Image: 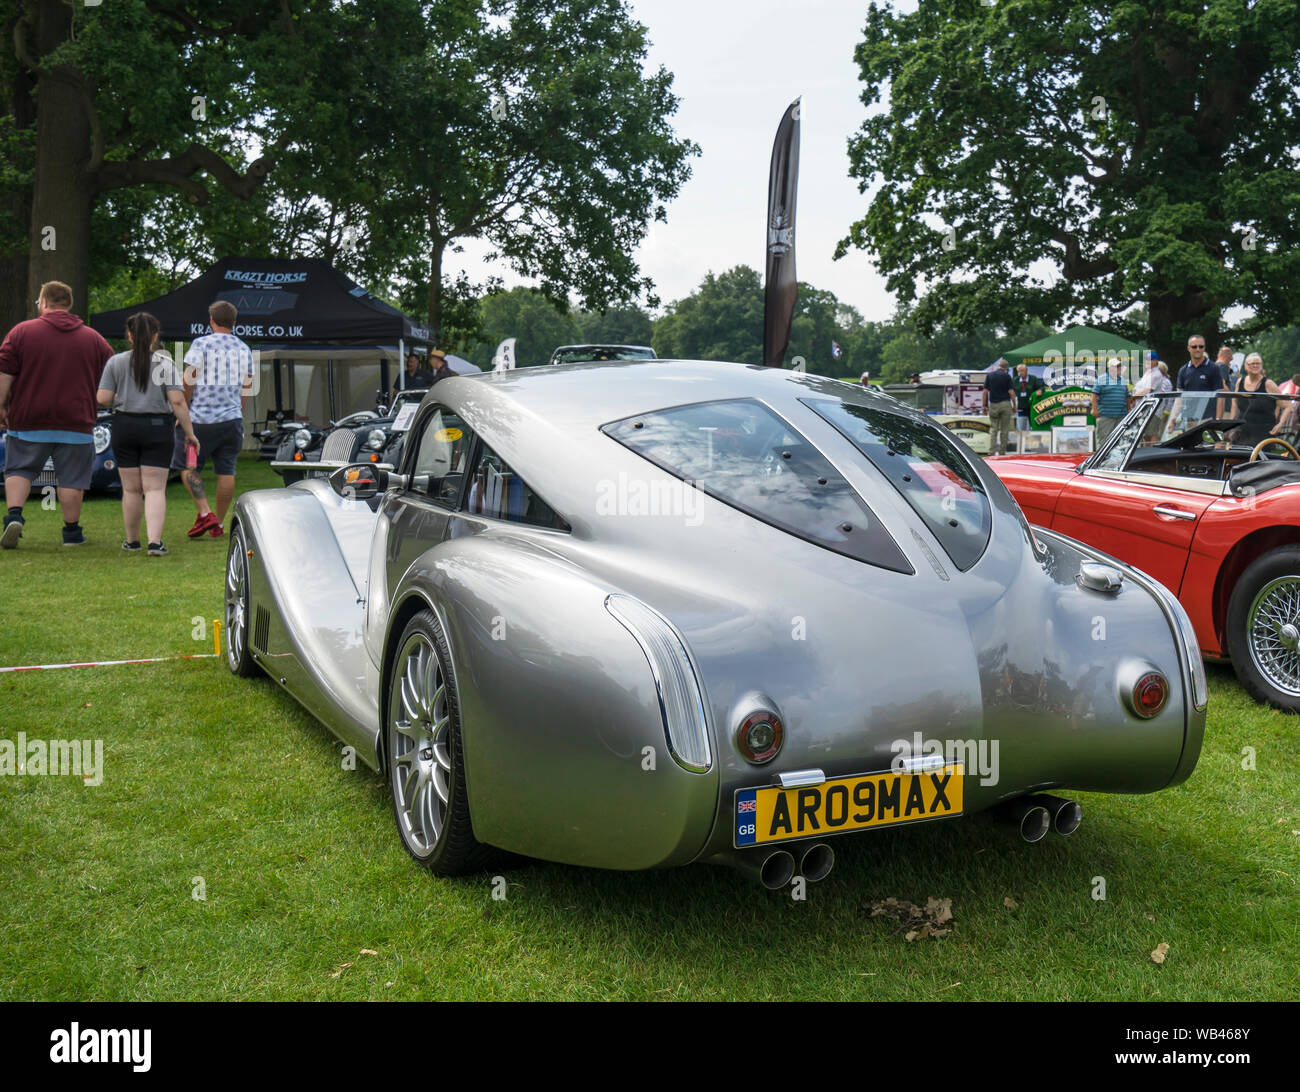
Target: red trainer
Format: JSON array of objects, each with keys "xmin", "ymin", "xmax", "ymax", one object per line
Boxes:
[
  {"xmin": 208, "ymin": 523, "xmax": 225, "ymax": 539},
  {"xmin": 186, "ymin": 512, "xmax": 219, "ymax": 538}
]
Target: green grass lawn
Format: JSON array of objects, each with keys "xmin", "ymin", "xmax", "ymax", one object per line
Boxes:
[{"xmin": 1, "ymin": 457, "xmax": 1297, "ymax": 1000}]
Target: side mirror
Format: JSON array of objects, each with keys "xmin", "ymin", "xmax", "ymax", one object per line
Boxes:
[
  {"xmin": 328, "ymin": 463, "xmax": 408, "ymax": 500},
  {"xmin": 329, "ymin": 463, "xmax": 386, "ymax": 500}
]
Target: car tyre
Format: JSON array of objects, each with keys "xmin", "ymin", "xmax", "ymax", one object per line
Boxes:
[
  {"xmin": 224, "ymin": 524, "xmax": 261, "ymax": 678},
  {"xmin": 386, "ymin": 609, "xmax": 498, "ymax": 874},
  {"xmin": 1226, "ymin": 545, "xmax": 1300, "ymax": 713}
]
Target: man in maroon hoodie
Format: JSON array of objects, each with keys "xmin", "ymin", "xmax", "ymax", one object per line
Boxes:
[{"xmin": 0, "ymin": 281, "xmax": 114, "ymax": 548}]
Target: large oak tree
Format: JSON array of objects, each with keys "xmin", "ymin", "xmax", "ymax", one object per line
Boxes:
[
  {"xmin": 837, "ymin": 0, "xmax": 1300, "ymax": 365},
  {"xmin": 1, "ymin": 0, "xmax": 347, "ymax": 327},
  {"xmin": 341, "ymin": 0, "xmax": 698, "ymax": 341}
]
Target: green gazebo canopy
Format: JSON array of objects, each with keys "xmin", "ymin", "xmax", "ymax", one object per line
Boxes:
[{"xmin": 1003, "ymin": 325, "xmax": 1147, "ymax": 368}]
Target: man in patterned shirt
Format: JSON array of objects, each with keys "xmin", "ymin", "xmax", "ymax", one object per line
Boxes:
[{"xmin": 174, "ymin": 300, "xmax": 255, "ymax": 539}]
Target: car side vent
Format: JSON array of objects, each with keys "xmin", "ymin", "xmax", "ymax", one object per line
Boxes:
[{"xmin": 253, "ymin": 606, "xmax": 270, "ymax": 654}]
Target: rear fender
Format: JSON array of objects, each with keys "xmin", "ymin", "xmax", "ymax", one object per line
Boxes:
[{"xmin": 385, "ymin": 533, "xmax": 720, "ymax": 870}]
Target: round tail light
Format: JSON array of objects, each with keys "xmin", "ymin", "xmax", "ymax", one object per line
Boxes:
[
  {"xmin": 736, "ymin": 710, "xmax": 783, "ymax": 764},
  {"xmin": 1133, "ymin": 672, "xmax": 1168, "ymax": 718}
]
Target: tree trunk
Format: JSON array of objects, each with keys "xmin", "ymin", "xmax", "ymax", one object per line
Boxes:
[
  {"xmin": 426, "ymin": 233, "xmax": 445, "ymax": 344},
  {"xmin": 25, "ymin": 0, "xmax": 93, "ymax": 317},
  {"xmin": 1148, "ymin": 292, "xmax": 1220, "ymax": 378},
  {"xmin": 1, "ymin": 2, "xmax": 38, "ymax": 334}
]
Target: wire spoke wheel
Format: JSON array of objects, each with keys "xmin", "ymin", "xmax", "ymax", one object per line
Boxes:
[
  {"xmin": 1247, "ymin": 576, "xmax": 1300, "ymax": 697},
  {"xmin": 1228, "ymin": 547, "xmax": 1300, "ymax": 714}
]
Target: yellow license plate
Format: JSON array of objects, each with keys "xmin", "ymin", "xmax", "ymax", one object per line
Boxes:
[{"xmin": 733, "ymin": 764, "xmax": 964, "ymax": 847}]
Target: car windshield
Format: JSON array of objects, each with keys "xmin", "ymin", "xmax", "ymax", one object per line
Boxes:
[
  {"xmin": 1092, "ymin": 390, "xmax": 1300, "ymax": 473},
  {"xmin": 602, "ymin": 398, "xmax": 913, "ymax": 573},
  {"xmin": 552, "ymin": 346, "xmax": 656, "ymax": 365},
  {"xmin": 803, "ymin": 398, "xmax": 992, "ymax": 571}
]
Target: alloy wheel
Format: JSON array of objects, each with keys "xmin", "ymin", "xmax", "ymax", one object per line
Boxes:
[{"xmin": 390, "ymin": 634, "xmax": 453, "ymax": 856}]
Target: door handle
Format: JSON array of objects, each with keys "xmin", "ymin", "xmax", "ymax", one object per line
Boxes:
[{"xmin": 1153, "ymin": 505, "xmax": 1196, "ymax": 521}]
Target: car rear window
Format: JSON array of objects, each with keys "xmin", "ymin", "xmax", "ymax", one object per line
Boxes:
[
  {"xmin": 601, "ymin": 398, "xmax": 913, "ymax": 573},
  {"xmin": 802, "ymin": 398, "xmax": 991, "ymax": 571}
]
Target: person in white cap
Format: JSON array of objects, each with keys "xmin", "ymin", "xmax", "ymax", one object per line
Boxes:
[{"xmin": 1091, "ymin": 356, "xmax": 1133, "ymax": 448}]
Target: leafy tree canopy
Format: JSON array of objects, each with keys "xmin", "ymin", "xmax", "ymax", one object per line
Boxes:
[{"xmin": 838, "ymin": 0, "xmax": 1300, "ymax": 365}]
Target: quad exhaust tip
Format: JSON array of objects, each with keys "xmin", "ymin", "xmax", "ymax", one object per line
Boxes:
[
  {"xmin": 761, "ymin": 850, "xmax": 796, "ymax": 890},
  {"xmin": 1035, "ymin": 793, "xmax": 1083, "ymax": 836},
  {"xmin": 996, "ymin": 794, "xmax": 1082, "ymax": 841},
  {"xmin": 799, "ymin": 842, "xmax": 835, "ymax": 883},
  {"xmin": 708, "ymin": 844, "xmax": 836, "ymax": 889}
]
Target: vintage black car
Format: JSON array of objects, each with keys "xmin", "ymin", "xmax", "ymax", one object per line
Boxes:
[{"xmin": 270, "ymin": 389, "xmax": 426, "ymax": 485}]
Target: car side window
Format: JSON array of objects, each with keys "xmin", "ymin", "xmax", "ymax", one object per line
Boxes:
[
  {"xmin": 463, "ymin": 442, "xmax": 569, "ymax": 530},
  {"xmin": 411, "ymin": 406, "xmax": 473, "ymax": 506}
]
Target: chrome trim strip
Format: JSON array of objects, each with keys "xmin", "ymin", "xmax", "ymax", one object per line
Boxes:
[
  {"xmin": 775, "ymin": 767, "xmax": 827, "ymax": 788},
  {"xmin": 895, "ymin": 753, "xmax": 945, "ymax": 774},
  {"xmin": 1083, "ymin": 468, "xmax": 1227, "ymax": 496},
  {"xmin": 270, "ymin": 460, "xmax": 395, "ymax": 472}
]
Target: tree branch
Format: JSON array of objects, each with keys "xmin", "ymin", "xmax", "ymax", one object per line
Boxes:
[{"xmin": 93, "ymin": 143, "xmax": 274, "ymax": 203}]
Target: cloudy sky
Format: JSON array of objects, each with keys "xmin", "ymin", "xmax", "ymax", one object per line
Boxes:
[
  {"xmin": 456, "ymin": 0, "xmax": 904, "ymax": 321},
  {"xmin": 624, "ymin": 0, "xmax": 894, "ymax": 318}
]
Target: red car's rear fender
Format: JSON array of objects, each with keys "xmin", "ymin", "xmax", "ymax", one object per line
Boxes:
[{"xmin": 1201, "ymin": 524, "xmax": 1300, "ymax": 654}]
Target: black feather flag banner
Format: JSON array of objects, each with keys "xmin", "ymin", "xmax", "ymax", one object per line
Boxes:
[{"xmin": 763, "ymin": 98, "xmax": 800, "ymax": 367}]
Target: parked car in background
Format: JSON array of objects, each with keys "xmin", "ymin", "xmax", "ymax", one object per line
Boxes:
[
  {"xmin": 226, "ymin": 360, "xmax": 1204, "ymax": 885},
  {"xmin": 270, "ymin": 389, "xmax": 426, "ymax": 485},
  {"xmin": 549, "ymin": 344, "xmax": 656, "ymax": 366},
  {"xmin": 254, "ymin": 414, "xmax": 314, "ymax": 462},
  {"xmin": 0, "ymin": 409, "xmax": 121, "ymax": 494},
  {"xmin": 990, "ymin": 390, "xmax": 1300, "ymax": 712}
]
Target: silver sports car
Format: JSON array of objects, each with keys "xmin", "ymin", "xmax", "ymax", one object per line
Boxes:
[{"xmin": 225, "ymin": 360, "xmax": 1206, "ymax": 886}]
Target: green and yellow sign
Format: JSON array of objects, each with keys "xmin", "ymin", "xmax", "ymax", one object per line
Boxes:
[{"xmin": 1029, "ymin": 387, "xmax": 1095, "ymax": 430}]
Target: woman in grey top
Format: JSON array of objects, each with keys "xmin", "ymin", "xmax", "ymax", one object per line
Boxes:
[{"xmin": 97, "ymin": 312, "xmax": 199, "ymax": 555}]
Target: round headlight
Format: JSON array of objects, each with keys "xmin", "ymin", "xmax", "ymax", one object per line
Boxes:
[
  {"xmin": 92, "ymin": 424, "xmax": 110, "ymax": 454},
  {"xmin": 361, "ymin": 428, "xmax": 386, "ymax": 451},
  {"xmin": 293, "ymin": 428, "xmax": 312, "ymax": 450}
]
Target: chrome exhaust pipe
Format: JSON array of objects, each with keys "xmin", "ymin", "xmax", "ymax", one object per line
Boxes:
[
  {"xmin": 1033, "ymin": 793, "xmax": 1082, "ymax": 836},
  {"xmin": 798, "ymin": 842, "xmax": 835, "ymax": 882},
  {"xmin": 706, "ymin": 848, "xmax": 796, "ymax": 890},
  {"xmin": 996, "ymin": 798, "xmax": 1050, "ymax": 843}
]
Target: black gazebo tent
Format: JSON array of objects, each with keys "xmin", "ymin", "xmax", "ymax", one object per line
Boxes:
[{"xmin": 89, "ymin": 257, "xmax": 431, "ymax": 424}]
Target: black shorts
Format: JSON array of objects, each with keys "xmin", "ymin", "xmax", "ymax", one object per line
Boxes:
[
  {"xmin": 112, "ymin": 412, "xmax": 175, "ymax": 470},
  {"xmin": 173, "ymin": 418, "xmax": 244, "ymax": 476}
]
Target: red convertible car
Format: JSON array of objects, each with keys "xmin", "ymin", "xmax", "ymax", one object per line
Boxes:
[{"xmin": 990, "ymin": 390, "xmax": 1300, "ymax": 712}]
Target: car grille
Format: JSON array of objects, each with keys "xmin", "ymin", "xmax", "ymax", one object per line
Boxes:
[{"xmin": 321, "ymin": 428, "xmax": 357, "ymax": 463}]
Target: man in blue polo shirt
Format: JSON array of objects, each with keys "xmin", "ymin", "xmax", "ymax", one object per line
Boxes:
[
  {"xmin": 1176, "ymin": 333, "xmax": 1225, "ymax": 422},
  {"xmin": 1092, "ymin": 357, "xmax": 1132, "ymax": 448}
]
